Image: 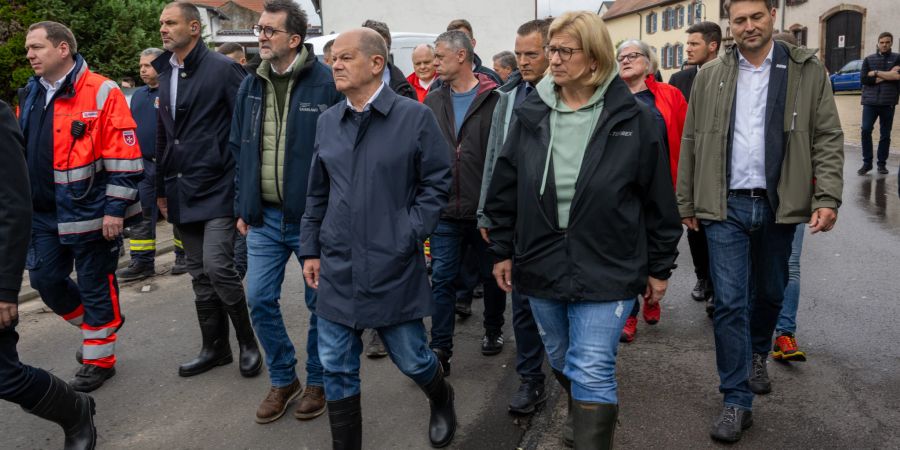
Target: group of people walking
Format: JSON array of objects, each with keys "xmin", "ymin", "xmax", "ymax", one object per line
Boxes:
[{"xmin": 8, "ymin": 0, "xmax": 896, "ymax": 448}]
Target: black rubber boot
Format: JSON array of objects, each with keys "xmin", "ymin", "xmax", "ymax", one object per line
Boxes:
[
  {"xmin": 178, "ymin": 300, "xmax": 233, "ymax": 377},
  {"xmin": 26, "ymin": 373, "xmax": 97, "ymax": 450},
  {"xmin": 552, "ymin": 369, "xmax": 574, "ymax": 448},
  {"xmin": 420, "ymin": 366, "xmax": 457, "ymax": 448},
  {"xmin": 223, "ymin": 299, "xmax": 262, "ymax": 377},
  {"xmin": 572, "ymin": 401, "xmax": 617, "ymax": 450},
  {"xmin": 328, "ymin": 394, "xmax": 362, "ymax": 450}
]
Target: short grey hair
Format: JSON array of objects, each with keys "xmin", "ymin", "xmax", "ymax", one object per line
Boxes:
[
  {"xmin": 435, "ymin": 30, "xmax": 474, "ymax": 64},
  {"xmin": 493, "ymin": 51, "xmax": 517, "ymax": 71},
  {"xmin": 141, "ymin": 47, "xmax": 164, "ymax": 58},
  {"xmin": 617, "ymin": 39, "xmax": 655, "ymax": 76}
]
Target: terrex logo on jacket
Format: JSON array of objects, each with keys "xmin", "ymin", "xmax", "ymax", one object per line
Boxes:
[{"xmin": 19, "ymin": 57, "xmax": 144, "ymax": 243}]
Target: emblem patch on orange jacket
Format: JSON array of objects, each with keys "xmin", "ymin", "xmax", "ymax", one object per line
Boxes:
[{"xmin": 123, "ymin": 130, "xmax": 136, "ymax": 146}]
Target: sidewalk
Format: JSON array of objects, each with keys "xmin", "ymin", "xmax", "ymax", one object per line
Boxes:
[{"xmin": 17, "ymin": 222, "xmax": 179, "ymax": 304}]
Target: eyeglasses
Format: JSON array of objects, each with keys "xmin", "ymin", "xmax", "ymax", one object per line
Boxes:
[
  {"xmin": 616, "ymin": 52, "xmax": 646, "ymax": 63},
  {"xmin": 252, "ymin": 25, "xmax": 288, "ymax": 39},
  {"xmin": 544, "ymin": 46, "xmax": 583, "ymax": 61}
]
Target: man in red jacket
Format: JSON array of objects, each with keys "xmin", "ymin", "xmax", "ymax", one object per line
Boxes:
[{"xmin": 407, "ymin": 43, "xmax": 437, "ymax": 102}]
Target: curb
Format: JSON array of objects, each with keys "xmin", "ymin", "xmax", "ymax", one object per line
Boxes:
[{"xmin": 16, "ymin": 238, "xmax": 177, "ymax": 305}]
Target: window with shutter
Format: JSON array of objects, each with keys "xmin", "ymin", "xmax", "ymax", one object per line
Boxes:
[
  {"xmin": 662, "ymin": 45, "xmax": 669, "ymax": 69},
  {"xmin": 677, "ymin": 44, "xmax": 684, "ymax": 67},
  {"xmin": 688, "ymin": 3, "xmax": 694, "ymax": 25},
  {"xmin": 652, "ymin": 13, "xmax": 658, "ymax": 33},
  {"xmin": 677, "ymin": 6, "xmax": 685, "ymax": 29}
]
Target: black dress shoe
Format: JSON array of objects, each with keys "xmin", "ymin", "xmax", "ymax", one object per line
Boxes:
[
  {"xmin": 877, "ymin": 166, "xmax": 889, "ymax": 175},
  {"xmin": 858, "ymin": 165, "xmax": 873, "ymax": 175},
  {"xmin": 432, "ymin": 348, "xmax": 451, "ymax": 377},
  {"xmin": 364, "ymin": 329, "xmax": 388, "ymax": 358},
  {"xmin": 508, "ymin": 380, "xmax": 547, "ymax": 415},
  {"xmin": 70, "ymin": 365, "xmax": 116, "ymax": 393},
  {"xmin": 481, "ymin": 330, "xmax": 504, "ymax": 356},
  {"xmin": 749, "ymin": 353, "xmax": 772, "ymax": 395},
  {"xmin": 691, "ymin": 279, "xmax": 712, "ymax": 301},
  {"xmin": 454, "ymin": 298, "xmax": 472, "ymax": 318},
  {"xmin": 705, "ymin": 296, "xmax": 715, "ymax": 319},
  {"xmin": 710, "ymin": 406, "xmax": 753, "ymax": 442}
]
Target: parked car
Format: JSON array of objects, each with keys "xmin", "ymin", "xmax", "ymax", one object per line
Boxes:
[
  {"xmin": 830, "ymin": 59, "xmax": 862, "ymax": 92},
  {"xmin": 307, "ymin": 32, "xmax": 438, "ymax": 76}
]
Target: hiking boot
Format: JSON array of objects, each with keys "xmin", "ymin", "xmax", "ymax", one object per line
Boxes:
[
  {"xmin": 508, "ymin": 380, "xmax": 547, "ymax": 415},
  {"xmin": 620, "ymin": 316, "xmax": 637, "ymax": 343},
  {"xmin": 772, "ymin": 333, "xmax": 807, "ymax": 362},
  {"xmin": 857, "ymin": 164, "xmax": 873, "ymax": 175},
  {"xmin": 877, "ymin": 165, "xmax": 889, "ymax": 175},
  {"xmin": 433, "ymin": 348, "xmax": 451, "ymax": 377},
  {"xmin": 294, "ymin": 385, "xmax": 327, "ymax": 420},
  {"xmin": 710, "ymin": 405, "xmax": 753, "ymax": 443},
  {"xmin": 116, "ymin": 260, "xmax": 154, "ymax": 282},
  {"xmin": 749, "ymin": 353, "xmax": 771, "ymax": 395},
  {"xmin": 171, "ymin": 253, "xmax": 187, "ymax": 275},
  {"xmin": 255, "ymin": 379, "xmax": 303, "ymax": 424},
  {"xmin": 70, "ymin": 364, "xmax": 116, "ymax": 393},
  {"xmin": 481, "ymin": 330, "xmax": 504, "ymax": 356},
  {"xmin": 364, "ymin": 329, "xmax": 388, "ymax": 358},
  {"xmin": 691, "ymin": 278, "xmax": 712, "ymax": 301},
  {"xmin": 642, "ymin": 298, "xmax": 660, "ymax": 325}
]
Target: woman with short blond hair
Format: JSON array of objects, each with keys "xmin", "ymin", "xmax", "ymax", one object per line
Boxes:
[{"xmin": 485, "ymin": 11, "xmax": 682, "ymax": 448}]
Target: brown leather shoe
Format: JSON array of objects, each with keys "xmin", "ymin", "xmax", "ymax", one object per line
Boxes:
[
  {"xmin": 294, "ymin": 385, "xmax": 327, "ymax": 420},
  {"xmin": 256, "ymin": 379, "xmax": 303, "ymax": 424}
]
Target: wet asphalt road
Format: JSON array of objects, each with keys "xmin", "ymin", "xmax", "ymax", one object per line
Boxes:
[{"xmin": 3, "ymin": 145, "xmax": 899, "ymax": 449}]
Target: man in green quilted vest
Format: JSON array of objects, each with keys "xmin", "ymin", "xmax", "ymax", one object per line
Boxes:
[{"xmin": 229, "ymin": 0, "xmax": 343, "ymax": 425}]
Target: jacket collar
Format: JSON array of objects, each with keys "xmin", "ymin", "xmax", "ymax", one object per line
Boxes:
[
  {"xmin": 152, "ymin": 40, "xmax": 209, "ymax": 76},
  {"xmin": 255, "ymin": 43, "xmax": 317, "ymax": 84},
  {"xmin": 515, "ymin": 74, "xmax": 639, "ymax": 131},
  {"xmin": 498, "ymin": 71, "xmax": 523, "ymax": 93},
  {"xmin": 339, "ymin": 81, "xmax": 397, "ymax": 117}
]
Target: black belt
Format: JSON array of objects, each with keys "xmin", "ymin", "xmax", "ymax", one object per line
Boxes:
[{"xmin": 729, "ymin": 189, "xmax": 767, "ymax": 198}]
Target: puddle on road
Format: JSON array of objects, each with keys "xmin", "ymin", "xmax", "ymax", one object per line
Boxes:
[{"xmin": 856, "ymin": 174, "xmax": 900, "ymax": 235}]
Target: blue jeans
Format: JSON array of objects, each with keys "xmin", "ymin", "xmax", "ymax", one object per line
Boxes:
[
  {"xmin": 704, "ymin": 194, "xmax": 795, "ymax": 410},
  {"xmin": 528, "ymin": 297, "xmax": 634, "ymax": 404},
  {"xmin": 861, "ymin": 104, "xmax": 895, "ymax": 167},
  {"xmin": 245, "ymin": 207, "xmax": 322, "ymax": 388},
  {"xmin": 317, "ymin": 316, "xmax": 439, "ymax": 401},
  {"xmin": 776, "ymin": 225, "xmax": 804, "ymax": 335},
  {"xmin": 429, "ymin": 219, "xmax": 506, "ymax": 355}
]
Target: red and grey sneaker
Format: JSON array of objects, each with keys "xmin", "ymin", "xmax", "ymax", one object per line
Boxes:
[
  {"xmin": 772, "ymin": 333, "xmax": 807, "ymax": 362},
  {"xmin": 620, "ymin": 316, "xmax": 638, "ymax": 343},
  {"xmin": 643, "ymin": 297, "xmax": 660, "ymax": 325}
]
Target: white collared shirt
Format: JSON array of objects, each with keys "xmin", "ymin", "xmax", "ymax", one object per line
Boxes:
[
  {"xmin": 169, "ymin": 53, "xmax": 184, "ymax": 120},
  {"xmin": 347, "ymin": 81, "xmax": 386, "ymax": 112},
  {"xmin": 730, "ymin": 44, "xmax": 774, "ymax": 190},
  {"xmin": 40, "ymin": 62, "xmax": 76, "ymax": 107},
  {"xmin": 270, "ymin": 53, "xmax": 301, "ymax": 76}
]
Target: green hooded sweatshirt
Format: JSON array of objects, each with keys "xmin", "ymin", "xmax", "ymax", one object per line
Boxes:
[{"xmin": 535, "ymin": 72, "xmax": 616, "ymax": 228}]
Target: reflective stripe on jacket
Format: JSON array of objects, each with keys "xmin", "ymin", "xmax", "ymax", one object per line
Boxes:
[{"xmin": 19, "ymin": 57, "xmax": 144, "ymax": 243}]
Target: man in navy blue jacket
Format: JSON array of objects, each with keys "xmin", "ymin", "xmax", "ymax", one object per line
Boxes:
[
  {"xmin": 300, "ymin": 28, "xmax": 456, "ymax": 449},
  {"xmin": 116, "ymin": 47, "xmax": 187, "ymax": 282},
  {"xmin": 229, "ymin": 0, "xmax": 343, "ymax": 425},
  {"xmin": 153, "ymin": 1, "xmax": 261, "ymax": 379}
]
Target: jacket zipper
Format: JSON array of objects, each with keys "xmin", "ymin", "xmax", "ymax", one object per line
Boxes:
[{"xmin": 455, "ymin": 144, "xmax": 462, "ymax": 216}]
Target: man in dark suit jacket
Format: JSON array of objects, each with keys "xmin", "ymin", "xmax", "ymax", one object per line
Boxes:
[{"xmin": 153, "ymin": 1, "xmax": 261, "ymax": 379}]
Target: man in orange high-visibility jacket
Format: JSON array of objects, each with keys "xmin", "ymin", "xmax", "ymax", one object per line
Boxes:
[{"xmin": 18, "ymin": 21, "xmax": 143, "ymax": 393}]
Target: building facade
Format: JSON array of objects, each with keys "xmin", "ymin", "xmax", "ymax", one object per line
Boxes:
[
  {"xmin": 320, "ymin": 0, "xmax": 535, "ymax": 76},
  {"xmin": 603, "ymin": 0, "xmax": 722, "ymax": 80}
]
